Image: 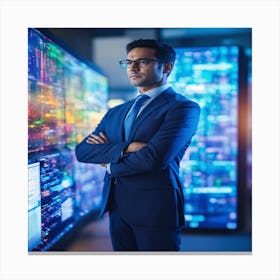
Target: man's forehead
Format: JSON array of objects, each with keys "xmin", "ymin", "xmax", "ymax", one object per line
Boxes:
[{"xmin": 127, "ymin": 47, "xmax": 156, "ymax": 58}]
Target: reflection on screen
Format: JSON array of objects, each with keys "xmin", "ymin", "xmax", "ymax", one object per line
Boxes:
[
  {"xmin": 169, "ymin": 46, "xmax": 239, "ymax": 230},
  {"xmin": 74, "ymin": 162, "xmax": 105, "ymax": 216}
]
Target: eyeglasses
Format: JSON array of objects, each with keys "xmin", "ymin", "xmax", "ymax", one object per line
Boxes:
[{"xmin": 119, "ymin": 58, "xmax": 162, "ymax": 69}]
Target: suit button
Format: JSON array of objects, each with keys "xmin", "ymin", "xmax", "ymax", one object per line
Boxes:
[{"xmin": 113, "ymin": 178, "xmax": 117, "ymax": 185}]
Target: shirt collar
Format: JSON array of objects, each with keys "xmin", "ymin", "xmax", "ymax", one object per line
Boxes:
[{"xmin": 138, "ymin": 83, "xmax": 171, "ymax": 100}]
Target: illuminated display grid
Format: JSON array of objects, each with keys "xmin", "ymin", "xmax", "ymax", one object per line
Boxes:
[
  {"xmin": 28, "ymin": 29, "xmax": 108, "ymax": 152},
  {"xmin": 169, "ymin": 46, "xmax": 239, "ymax": 230},
  {"xmin": 28, "ymin": 28, "xmax": 108, "ymax": 250},
  {"xmin": 28, "ymin": 29, "xmax": 65, "ymax": 153},
  {"xmin": 39, "ymin": 152, "xmax": 75, "ymax": 249}
]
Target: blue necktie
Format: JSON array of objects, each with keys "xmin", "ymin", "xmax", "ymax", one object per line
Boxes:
[{"xmin": 124, "ymin": 94, "xmax": 150, "ymax": 140}]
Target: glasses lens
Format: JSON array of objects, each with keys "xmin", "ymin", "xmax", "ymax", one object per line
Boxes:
[
  {"xmin": 119, "ymin": 58, "xmax": 160, "ymax": 69},
  {"xmin": 119, "ymin": 60, "xmax": 128, "ymax": 68}
]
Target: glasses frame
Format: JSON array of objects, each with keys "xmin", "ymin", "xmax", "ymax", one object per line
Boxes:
[{"xmin": 119, "ymin": 58, "xmax": 163, "ymax": 69}]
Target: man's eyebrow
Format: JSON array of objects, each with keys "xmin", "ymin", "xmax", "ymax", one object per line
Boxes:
[{"xmin": 126, "ymin": 57, "xmax": 152, "ymax": 61}]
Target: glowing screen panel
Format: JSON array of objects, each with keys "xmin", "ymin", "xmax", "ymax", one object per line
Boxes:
[
  {"xmin": 39, "ymin": 151, "xmax": 75, "ymax": 250},
  {"xmin": 28, "ymin": 28, "xmax": 108, "ymax": 251},
  {"xmin": 169, "ymin": 46, "xmax": 239, "ymax": 230},
  {"xmin": 28, "ymin": 30, "xmax": 65, "ymax": 153}
]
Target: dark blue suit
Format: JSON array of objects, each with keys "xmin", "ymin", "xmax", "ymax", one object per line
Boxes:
[{"xmin": 75, "ymin": 87, "xmax": 200, "ymax": 250}]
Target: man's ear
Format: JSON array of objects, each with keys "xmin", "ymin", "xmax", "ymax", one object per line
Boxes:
[{"xmin": 163, "ymin": 62, "xmax": 173, "ymax": 75}]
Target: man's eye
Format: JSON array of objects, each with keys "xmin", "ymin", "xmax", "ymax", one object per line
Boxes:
[{"xmin": 140, "ymin": 59, "xmax": 149, "ymax": 65}]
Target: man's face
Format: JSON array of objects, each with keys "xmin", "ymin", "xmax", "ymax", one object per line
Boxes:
[{"xmin": 126, "ymin": 47, "xmax": 166, "ymax": 92}]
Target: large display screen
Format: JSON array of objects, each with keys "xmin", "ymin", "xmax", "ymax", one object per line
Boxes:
[
  {"xmin": 169, "ymin": 46, "xmax": 240, "ymax": 230},
  {"xmin": 28, "ymin": 28, "xmax": 108, "ymax": 251}
]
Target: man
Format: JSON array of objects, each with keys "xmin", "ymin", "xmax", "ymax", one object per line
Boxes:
[{"xmin": 75, "ymin": 39, "xmax": 200, "ymax": 251}]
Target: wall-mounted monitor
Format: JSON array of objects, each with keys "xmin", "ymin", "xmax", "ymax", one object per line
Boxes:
[{"xmin": 28, "ymin": 28, "xmax": 108, "ymax": 251}]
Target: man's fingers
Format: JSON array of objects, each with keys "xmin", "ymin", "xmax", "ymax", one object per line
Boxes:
[
  {"xmin": 99, "ymin": 132, "xmax": 109, "ymax": 142},
  {"xmin": 86, "ymin": 134, "xmax": 104, "ymax": 144},
  {"xmin": 86, "ymin": 136, "xmax": 99, "ymax": 144},
  {"xmin": 86, "ymin": 133, "xmax": 108, "ymax": 144}
]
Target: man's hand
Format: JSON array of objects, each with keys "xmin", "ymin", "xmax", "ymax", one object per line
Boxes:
[
  {"xmin": 124, "ymin": 142, "xmax": 147, "ymax": 154},
  {"xmin": 86, "ymin": 132, "xmax": 108, "ymax": 144},
  {"xmin": 86, "ymin": 132, "xmax": 109, "ymax": 168}
]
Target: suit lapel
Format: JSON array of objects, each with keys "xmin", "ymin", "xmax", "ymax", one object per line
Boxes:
[{"xmin": 128, "ymin": 89, "xmax": 173, "ymax": 140}]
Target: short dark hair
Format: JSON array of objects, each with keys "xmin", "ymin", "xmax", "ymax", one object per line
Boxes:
[{"xmin": 126, "ymin": 39, "xmax": 176, "ymax": 64}]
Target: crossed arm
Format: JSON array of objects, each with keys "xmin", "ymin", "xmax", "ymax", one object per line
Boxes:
[
  {"xmin": 76, "ymin": 101, "xmax": 200, "ymax": 177},
  {"xmin": 86, "ymin": 132, "xmax": 146, "ymax": 167}
]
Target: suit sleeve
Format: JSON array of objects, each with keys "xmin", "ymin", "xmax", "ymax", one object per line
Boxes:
[
  {"xmin": 110, "ymin": 101, "xmax": 201, "ymax": 177},
  {"xmin": 75, "ymin": 111, "xmax": 129, "ymax": 164}
]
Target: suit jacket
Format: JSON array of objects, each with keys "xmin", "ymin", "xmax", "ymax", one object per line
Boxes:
[{"xmin": 75, "ymin": 87, "xmax": 200, "ymax": 228}]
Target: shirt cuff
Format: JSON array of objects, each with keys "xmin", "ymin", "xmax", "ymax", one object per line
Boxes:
[{"xmin": 106, "ymin": 163, "xmax": 111, "ymax": 174}]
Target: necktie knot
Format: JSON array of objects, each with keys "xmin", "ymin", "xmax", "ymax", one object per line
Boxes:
[{"xmin": 135, "ymin": 94, "xmax": 150, "ymax": 105}]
